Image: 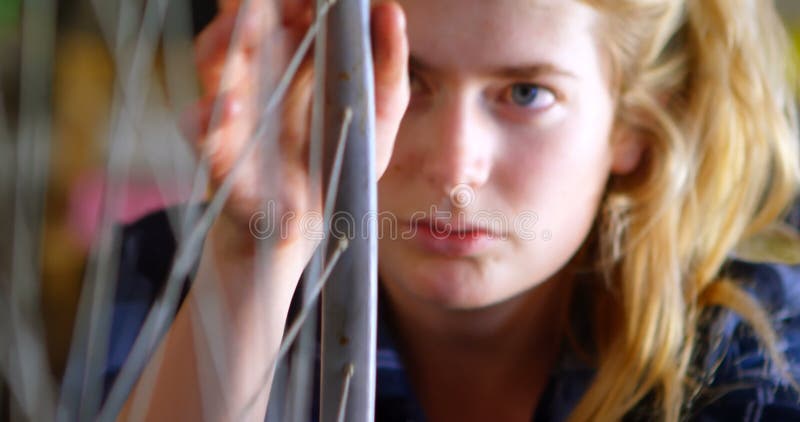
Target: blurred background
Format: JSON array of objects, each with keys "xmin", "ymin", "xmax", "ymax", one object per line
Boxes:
[
  {"xmin": 1, "ymin": 0, "xmax": 220, "ymax": 381},
  {"xmin": 0, "ymin": 0, "xmax": 800, "ymax": 398}
]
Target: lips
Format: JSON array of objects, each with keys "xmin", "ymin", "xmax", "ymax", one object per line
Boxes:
[
  {"xmin": 402, "ymin": 219, "xmax": 502, "ymax": 257},
  {"xmin": 415, "ymin": 220, "xmax": 495, "ymax": 237}
]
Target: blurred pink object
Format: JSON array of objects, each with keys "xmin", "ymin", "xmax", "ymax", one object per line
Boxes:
[{"xmin": 67, "ymin": 170, "xmax": 192, "ymax": 248}]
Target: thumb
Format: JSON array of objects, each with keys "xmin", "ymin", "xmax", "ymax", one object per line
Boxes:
[
  {"xmin": 217, "ymin": 0, "xmax": 240, "ymax": 12},
  {"xmin": 371, "ymin": 1, "xmax": 410, "ymax": 178}
]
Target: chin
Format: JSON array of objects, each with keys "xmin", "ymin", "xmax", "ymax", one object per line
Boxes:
[
  {"xmin": 378, "ymin": 232, "xmax": 580, "ymax": 312},
  {"xmin": 379, "ymin": 251, "xmax": 527, "ymax": 311},
  {"xmin": 415, "ymin": 277, "xmax": 499, "ymax": 310}
]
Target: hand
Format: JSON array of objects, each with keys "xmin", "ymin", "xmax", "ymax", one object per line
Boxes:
[{"xmin": 180, "ymin": 0, "xmax": 410, "ymax": 255}]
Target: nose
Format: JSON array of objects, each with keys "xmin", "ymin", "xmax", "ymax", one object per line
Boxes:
[{"xmin": 420, "ymin": 93, "xmax": 493, "ymax": 199}]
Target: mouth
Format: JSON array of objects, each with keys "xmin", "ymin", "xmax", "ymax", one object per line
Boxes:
[
  {"xmin": 414, "ymin": 219, "xmax": 500, "ymax": 237},
  {"xmin": 400, "ymin": 218, "xmax": 504, "ymax": 257}
]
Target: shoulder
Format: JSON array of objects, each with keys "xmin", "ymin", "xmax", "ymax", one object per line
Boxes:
[
  {"xmin": 112, "ymin": 206, "xmax": 206, "ymax": 311},
  {"xmin": 689, "ymin": 260, "xmax": 800, "ymax": 421},
  {"xmin": 116, "ymin": 208, "xmax": 180, "ymax": 294},
  {"xmin": 104, "ymin": 206, "xmax": 201, "ymax": 392}
]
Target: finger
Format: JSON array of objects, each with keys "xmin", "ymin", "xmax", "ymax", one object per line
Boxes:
[
  {"xmin": 219, "ymin": 0, "xmax": 308, "ymax": 30},
  {"xmin": 217, "ymin": 0, "xmax": 239, "ymax": 12},
  {"xmin": 217, "ymin": 0, "xmax": 279, "ymax": 28},
  {"xmin": 281, "ymin": 0, "xmax": 313, "ymax": 28},
  {"xmin": 195, "ymin": 10, "xmax": 264, "ymax": 69},
  {"xmin": 372, "ymin": 2, "xmax": 409, "ymax": 121},
  {"xmin": 179, "ymin": 93, "xmax": 243, "ymax": 152},
  {"xmin": 199, "ymin": 51, "xmax": 251, "ymax": 96},
  {"xmin": 371, "ymin": 1, "xmax": 410, "ymax": 176},
  {"xmin": 195, "ymin": 13, "xmax": 238, "ymax": 66},
  {"xmin": 200, "ymin": 94, "xmax": 257, "ymax": 188},
  {"xmin": 198, "ymin": 6, "xmax": 279, "ymax": 94},
  {"xmin": 180, "ymin": 96, "xmax": 216, "ymax": 148},
  {"xmin": 278, "ymin": 56, "xmax": 314, "ymax": 160}
]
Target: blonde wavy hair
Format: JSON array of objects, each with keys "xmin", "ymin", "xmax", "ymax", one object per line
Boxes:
[{"xmin": 570, "ymin": 0, "xmax": 800, "ymax": 420}]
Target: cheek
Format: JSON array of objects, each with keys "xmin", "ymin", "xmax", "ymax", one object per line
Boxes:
[
  {"xmin": 498, "ymin": 122, "xmax": 613, "ymax": 205},
  {"xmin": 377, "ymin": 115, "xmax": 423, "ymax": 205},
  {"xmin": 496, "ymin": 110, "xmax": 614, "ymax": 253},
  {"xmin": 382, "ymin": 110, "xmax": 432, "ymax": 173}
]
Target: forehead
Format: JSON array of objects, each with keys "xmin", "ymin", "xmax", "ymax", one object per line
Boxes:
[{"xmin": 396, "ymin": 0, "xmax": 601, "ymax": 74}]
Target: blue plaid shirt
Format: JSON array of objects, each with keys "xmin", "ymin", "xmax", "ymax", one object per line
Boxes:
[{"xmin": 104, "ymin": 209, "xmax": 800, "ymax": 421}]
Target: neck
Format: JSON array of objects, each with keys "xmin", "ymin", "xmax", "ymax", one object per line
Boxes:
[
  {"xmin": 381, "ymin": 270, "xmax": 575, "ymax": 420},
  {"xmin": 385, "ymin": 268, "xmax": 573, "ymax": 360}
]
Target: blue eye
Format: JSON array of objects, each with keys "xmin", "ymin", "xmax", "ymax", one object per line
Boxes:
[
  {"xmin": 507, "ymin": 83, "xmax": 556, "ymax": 110},
  {"xmin": 511, "ymin": 84, "xmax": 538, "ymax": 105}
]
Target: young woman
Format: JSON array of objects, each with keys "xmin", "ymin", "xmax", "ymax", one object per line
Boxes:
[{"xmin": 108, "ymin": 0, "xmax": 800, "ymax": 420}]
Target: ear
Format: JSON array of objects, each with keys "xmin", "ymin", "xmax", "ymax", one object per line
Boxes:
[{"xmin": 610, "ymin": 126, "xmax": 645, "ymax": 175}]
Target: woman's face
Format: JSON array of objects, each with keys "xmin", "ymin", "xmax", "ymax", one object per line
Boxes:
[{"xmin": 378, "ymin": 0, "xmax": 633, "ymax": 309}]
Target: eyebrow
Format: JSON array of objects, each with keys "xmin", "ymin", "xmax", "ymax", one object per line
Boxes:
[{"xmin": 409, "ymin": 54, "xmax": 578, "ymax": 80}]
